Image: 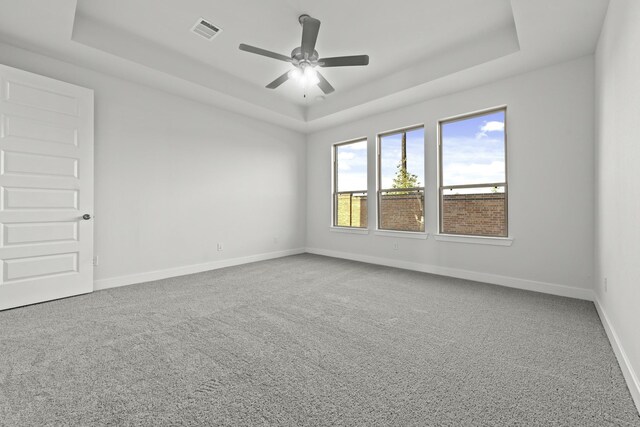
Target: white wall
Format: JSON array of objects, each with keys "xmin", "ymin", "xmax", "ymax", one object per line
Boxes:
[
  {"xmin": 0, "ymin": 43, "xmax": 307, "ymax": 287},
  {"xmin": 595, "ymin": 0, "xmax": 640, "ymax": 409},
  {"xmin": 307, "ymin": 56, "xmax": 595, "ymax": 298}
]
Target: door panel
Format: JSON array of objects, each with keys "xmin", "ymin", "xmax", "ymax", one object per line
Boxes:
[
  {"xmin": 4, "ymin": 79, "xmax": 79, "ymax": 116},
  {"xmin": 3, "ymin": 252, "xmax": 78, "ymax": 282},
  {"xmin": 2, "ymin": 187, "xmax": 79, "ymax": 210},
  {"xmin": 0, "ymin": 64, "xmax": 93, "ymax": 311},
  {"xmin": 2, "ymin": 113, "xmax": 79, "ymax": 146},
  {"xmin": 2, "ymin": 150, "xmax": 79, "ymax": 178},
  {"xmin": 2, "ymin": 221, "xmax": 78, "ymax": 246}
]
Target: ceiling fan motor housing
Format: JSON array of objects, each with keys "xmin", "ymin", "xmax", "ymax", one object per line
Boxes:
[
  {"xmin": 291, "ymin": 47, "xmax": 319, "ymax": 65},
  {"xmin": 298, "ymin": 14, "xmax": 312, "ymax": 25}
]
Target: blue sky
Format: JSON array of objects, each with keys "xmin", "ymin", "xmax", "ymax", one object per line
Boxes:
[
  {"xmin": 336, "ymin": 129, "xmax": 425, "ymax": 192},
  {"xmin": 336, "ymin": 112, "xmax": 504, "ymax": 193},
  {"xmin": 441, "ymin": 110, "xmax": 505, "ymax": 187},
  {"xmin": 380, "ymin": 128, "xmax": 424, "ymax": 189},
  {"xmin": 336, "ymin": 140, "xmax": 368, "ymax": 192}
]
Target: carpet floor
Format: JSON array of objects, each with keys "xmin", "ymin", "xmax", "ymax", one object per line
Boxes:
[{"xmin": 0, "ymin": 254, "xmax": 638, "ymax": 426}]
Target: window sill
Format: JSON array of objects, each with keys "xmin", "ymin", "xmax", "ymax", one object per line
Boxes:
[
  {"xmin": 374, "ymin": 230, "xmax": 429, "ymax": 240},
  {"xmin": 330, "ymin": 226, "xmax": 369, "ymax": 235},
  {"xmin": 433, "ymin": 234, "xmax": 513, "ymax": 246}
]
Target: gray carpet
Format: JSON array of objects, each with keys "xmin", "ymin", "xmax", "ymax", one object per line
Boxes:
[{"xmin": 0, "ymin": 254, "xmax": 638, "ymax": 426}]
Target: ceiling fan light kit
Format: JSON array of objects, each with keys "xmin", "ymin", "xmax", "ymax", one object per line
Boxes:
[
  {"xmin": 288, "ymin": 65, "xmax": 319, "ymax": 87},
  {"xmin": 239, "ymin": 14, "xmax": 369, "ymax": 95}
]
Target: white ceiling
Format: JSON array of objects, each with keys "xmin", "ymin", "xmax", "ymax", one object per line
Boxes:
[{"xmin": 0, "ymin": 0, "xmax": 609, "ymax": 133}]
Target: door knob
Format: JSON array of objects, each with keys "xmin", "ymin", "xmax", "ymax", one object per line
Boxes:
[{"xmin": 82, "ymin": 214, "xmax": 91, "ymax": 220}]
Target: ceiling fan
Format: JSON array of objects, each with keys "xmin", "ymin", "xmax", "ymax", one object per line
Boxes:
[{"xmin": 239, "ymin": 14, "xmax": 369, "ymax": 95}]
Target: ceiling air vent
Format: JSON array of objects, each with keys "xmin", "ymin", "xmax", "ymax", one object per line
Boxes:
[{"xmin": 191, "ymin": 18, "xmax": 221, "ymax": 41}]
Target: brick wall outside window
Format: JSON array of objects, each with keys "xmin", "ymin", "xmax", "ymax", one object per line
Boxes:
[
  {"xmin": 335, "ymin": 193, "xmax": 506, "ymax": 236},
  {"xmin": 336, "ymin": 194, "xmax": 367, "ymax": 228},
  {"xmin": 379, "ymin": 194, "xmax": 424, "ymax": 232},
  {"xmin": 442, "ymin": 193, "xmax": 506, "ymax": 236}
]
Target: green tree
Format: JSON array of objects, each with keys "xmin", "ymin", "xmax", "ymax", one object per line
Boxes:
[
  {"xmin": 391, "ymin": 158, "xmax": 424, "ymax": 228},
  {"xmin": 392, "ymin": 161, "xmax": 420, "ymax": 191}
]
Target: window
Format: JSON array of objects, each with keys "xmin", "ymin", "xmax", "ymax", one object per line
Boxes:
[
  {"xmin": 333, "ymin": 139, "xmax": 368, "ymax": 228},
  {"xmin": 439, "ymin": 108, "xmax": 507, "ymax": 237},
  {"xmin": 378, "ymin": 126, "xmax": 425, "ymax": 232}
]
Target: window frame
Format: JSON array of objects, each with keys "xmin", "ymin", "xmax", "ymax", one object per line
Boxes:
[
  {"xmin": 332, "ymin": 137, "xmax": 369, "ymax": 229},
  {"xmin": 376, "ymin": 124, "xmax": 426, "ymax": 234},
  {"xmin": 437, "ymin": 106, "xmax": 508, "ymax": 237}
]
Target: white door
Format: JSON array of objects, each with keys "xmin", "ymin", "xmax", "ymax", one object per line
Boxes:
[{"xmin": 0, "ymin": 64, "xmax": 94, "ymax": 311}]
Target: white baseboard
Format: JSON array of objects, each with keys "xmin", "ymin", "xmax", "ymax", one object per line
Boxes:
[
  {"xmin": 305, "ymin": 247, "xmax": 594, "ymax": 301},
  {"xmin": 593, "ymin": 297, "xmax": 640, "ymax": 414},
  {"xmin": 93, "ymin": 248, "xmax": 305, "ymax": 291}
]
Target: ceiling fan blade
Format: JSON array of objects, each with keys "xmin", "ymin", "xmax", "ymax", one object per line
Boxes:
[
  {"xmin": 319, "ymin": 55, "xmax": 369, "ymax": 67},
  {"xmin": 266, "ymin": 71, "xmax": 291, "ymax": 89},
  {"xmin": 316, "ymin": 70, "xmax": 335, "ymax": 94},
  {"xmin": 239, "ymin": 43, "xmax": 292, "ymax": 63},
  {"xmin": 300, "ymin": 16, "xmax": 321, "ymax": 57}
]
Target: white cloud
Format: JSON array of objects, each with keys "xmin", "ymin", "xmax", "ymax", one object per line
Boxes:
[
  {"xmin": 348, "ymin": 142, "xmax": 368, "ymax": 150},
  {"xmin": 336, "ymin": 148, "xmax": 367, "ymax": 189},
  {"xmin": 338, "ymin": 152, "xmax": 356, "ymax": 161},
  {"xmin": 481, "ymin": 121, "xmax": 504, "ymax": 132},
  {"xmin": 337, "ymin": 172, "xmax": 367, "ymax": 192},
  {"xmin": 476, "ymin": 121, "xmax": 505, "ymax": 139},
  {"xmin": 443, "ymin": 160, "xmax": 505, "ymax": 186}
]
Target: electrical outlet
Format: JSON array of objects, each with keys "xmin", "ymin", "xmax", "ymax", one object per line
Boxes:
[
  {"xmin": 217, "ymin": 243, "xmax": 224, "ymax": 251},
  {"xmin": 93, "ymin": 256, "xmax": 99, "ymax": 266},
  {"xmin": 393, "ymin": 242, "xmax": 399, "ymax": 250},
  {"xmin": 604, "ymin": 278, "xmax": 608, "ymax": 292}
]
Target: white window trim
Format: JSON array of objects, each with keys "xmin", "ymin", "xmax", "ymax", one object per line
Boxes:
[
  {"xmin": 437, "ymin": 106, "xmax": 509, "ymax": 238},
  {"xmin": 330, "ymin": 226, "xmax": 369, "ymax": 235},
  {"xmin": 434, "ymin": 234, "xmax": 513, "ymax": 246},
  {"xmin": 332, "ymin": 137, "xmax": 369, "ymax": 230},
  {"xmin": 374, "ymin": 230, "xmax": 428, "ymax": 240},
  {"xmin": 377, "ymin": 124, "xmax": 426, "ymax": 235}
]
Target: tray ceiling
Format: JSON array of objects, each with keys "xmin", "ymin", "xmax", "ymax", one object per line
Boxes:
[{"xmin": 0, "ymin": 0, "xmax": 609, "ymax": 132}]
